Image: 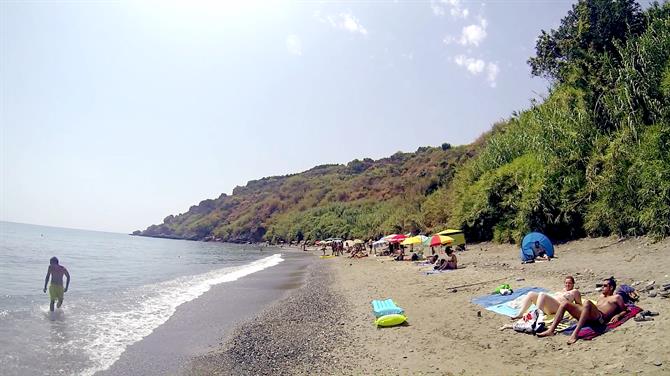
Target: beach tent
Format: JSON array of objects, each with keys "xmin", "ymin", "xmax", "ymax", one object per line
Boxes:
[{"xmin": 520, "ymin": 232, "xmax": 554, "ymax": 261}]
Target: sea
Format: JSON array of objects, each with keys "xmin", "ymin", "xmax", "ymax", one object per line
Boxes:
[{"xmin": 0, "ymin": 221, "xmax": 283, "ymax": 376}]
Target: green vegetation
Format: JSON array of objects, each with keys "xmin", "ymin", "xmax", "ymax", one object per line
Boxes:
[{"xmin": 139, "ymin": 1, "xmax": 670, "ymax": 244}]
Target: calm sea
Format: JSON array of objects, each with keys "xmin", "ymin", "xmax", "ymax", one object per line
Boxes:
[{"xmin": 0, "ymin": 221, "xmax": 282, "ymax": 376}]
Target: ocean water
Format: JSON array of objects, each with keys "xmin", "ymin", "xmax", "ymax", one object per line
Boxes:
[{"xmin": 0, "ymin": 221, "xmax": 283, "ymax": 376}]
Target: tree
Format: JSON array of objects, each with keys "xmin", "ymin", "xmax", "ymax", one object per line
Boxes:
[{"xmin": 528, "ymin": 0, "xmax": 644, "ymax": 83}]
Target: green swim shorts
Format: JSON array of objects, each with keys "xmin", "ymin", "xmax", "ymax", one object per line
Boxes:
[{"xmin": 49, "ymin": 284, "xmax": 64, "ymax": 300}]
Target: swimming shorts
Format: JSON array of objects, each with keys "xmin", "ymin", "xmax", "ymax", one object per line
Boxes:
[
  {"xmin": 49, "ymin": 284, "xmax": 64, "ymax": 300},
  {"xmin": 588, "ymin": 311, "xmax": 608, "ymax": 332}
]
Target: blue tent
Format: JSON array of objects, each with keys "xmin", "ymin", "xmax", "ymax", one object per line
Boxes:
[{"xmin": 520, "ymin": 232, "xmax": 554, "ymax": 261}]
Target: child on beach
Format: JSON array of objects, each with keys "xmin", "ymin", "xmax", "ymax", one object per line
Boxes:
[{"xmin": 43, "ymin": 257, "xmax": 70, "ymax": 312}]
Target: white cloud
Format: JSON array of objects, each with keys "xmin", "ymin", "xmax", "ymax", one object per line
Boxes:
[
  {"xmin": 454, "ymin": 55, "xmax": 485, "ymax": 74},
  {"xmin": 486, "ymin": 62, "xmax": 499, "ymax": 87},
  {"xmin": 286, "ymin": 35, "xmax": 302, "ymax": 56},
  {"xmin": 431, "ymin": 2, "xmax": 446, "ymax": 16},
  {"xmin": 459, "ymin": 18, "xmax": 487, "ymax": 46},
  {"xmin": 431, "ymin": 0, "xmax": 468, "ymax": 18},
  {"xmin": 453, "ymin": 55, "xmax": 499, "ymax": 87},
  {"xmin": 316, "ymin": 11, "xmax": 368, "ymax": 36}
]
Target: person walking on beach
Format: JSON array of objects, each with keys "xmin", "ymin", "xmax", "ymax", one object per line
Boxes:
[{"xmin": 43, "ymin": 257, "xmax": 70, "ymax": 312}]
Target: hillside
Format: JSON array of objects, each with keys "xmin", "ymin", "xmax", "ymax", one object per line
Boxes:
[
  {"xmin": 137, "ymin": 143, "xmax": 479, "ymax": 242},
  {"xmin": 138, "ymin": 0, "xmax": 670, "ymax": 244}
]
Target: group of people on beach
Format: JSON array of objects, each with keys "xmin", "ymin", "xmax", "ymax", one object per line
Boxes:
[{"xmin": 511, "ymin": 275, "xmax": 628, "ymax": 344}]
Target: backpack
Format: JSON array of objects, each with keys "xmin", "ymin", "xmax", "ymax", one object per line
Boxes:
[
  {"xmin": 513, "ymin": 309, "xmax": 546, "ymax": 334},
  {"xmin": 617, "ymin": 284, "xmax": 639, "ymax": 304}
]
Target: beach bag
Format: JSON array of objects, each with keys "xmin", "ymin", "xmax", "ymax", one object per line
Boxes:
[
  {"xmin": 513, "ymin": 309, "xmax": 545, "ymax": 334},
  {"xmin": 617, "ymin": 284, "xmax": 639, "ymax": 304}
]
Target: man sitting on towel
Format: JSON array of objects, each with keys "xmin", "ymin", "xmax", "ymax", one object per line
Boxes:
[{"xmin": 537, "ymin": 277, "xmax": 628, "ymax": 344}]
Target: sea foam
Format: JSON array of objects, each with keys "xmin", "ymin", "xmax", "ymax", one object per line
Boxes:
[{"xmin": 78, "ymin": 253, "xmax": 284, "ymax": 376}]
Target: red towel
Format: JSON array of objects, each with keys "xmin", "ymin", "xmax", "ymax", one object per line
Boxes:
[{"xmin": 566, "ymin": 305, "xmax": 642, "ymax": 340}]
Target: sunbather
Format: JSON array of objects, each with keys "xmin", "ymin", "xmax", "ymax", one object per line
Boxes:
[
  {"xmin": 537, "ymin": 277, "xmax": 628, "ymax": 344},
  {"xmin": 511, "ymin": 276, "xmax": 581, "ymax": 320},
  {"xmin": 434, "ymin": 247, "xmax": 457, "ymax": 270}
]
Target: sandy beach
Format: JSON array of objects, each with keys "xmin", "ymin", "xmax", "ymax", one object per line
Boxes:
[
  {"xmin": 189, "ymin": 237, "xmax": 669, "ymax": 375},
  {"xmin": 326, "ymin": 236, "xmax": 670, "ymax": 375}
]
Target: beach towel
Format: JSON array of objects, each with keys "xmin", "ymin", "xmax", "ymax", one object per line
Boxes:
[
  {"xmin": 562, "ymin": 304, "xmax": 642, "ymax": 340},
  {"xmin": 471, "ymin": 287, "xmax": 547, "ymax": 308},
  {"xmin": 543, "ymin": 313, "xmax": 576, "ymax": 333},
  {"xmin": 372, "ymin": 299, "xmax": 405, "ymax": 318},
  {"xmin": 486, "ymin": 302, "xmax": 538, "ymax": 317}
]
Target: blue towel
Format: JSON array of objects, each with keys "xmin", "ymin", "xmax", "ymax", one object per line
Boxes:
[
  {"xmin": 372, "ymin": 299, "xmax": 405, "ymax": 318},
  {"xmin": 486, "ymin": 303, "xmax": 538, "ymax": 317},
  {"xmin": 470, "ymin": 287, "xmax": 547, "ymax": 307}
]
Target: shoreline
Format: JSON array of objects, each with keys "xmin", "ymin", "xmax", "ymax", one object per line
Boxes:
[
  {"xmin": 103, "ymin": 237, "xmax": 668, "ymax": 375},
  {"xmin": 97, "ymin": 251, "xmax": 315, "ymax": 376},
  {"xmin": 186, "ymin": 250, "xmax": 352, "ymax": 375}
]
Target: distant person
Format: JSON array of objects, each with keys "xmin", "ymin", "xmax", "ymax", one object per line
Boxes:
[
  {"xmin": 511, "ymin": 276, "xmax": 582, "ymax": 320},
  {"xmin": 43, "ymin": 257, "xmax": 70, "ymax": 312},
  {"xmin": 538, "ymin": 277, "xmax": 628, "ymax": 344},
  {"xmin": 533, "ymin": 241, "xmax": 550, "ymax": 261},
  {"xmin": 444, "ymin": 247, "xmax": 457, "ymax": 269}
]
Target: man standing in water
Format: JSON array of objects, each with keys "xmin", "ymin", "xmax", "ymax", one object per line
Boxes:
[{"xmin": 43, "ymin": 257, "xmax": 70, "ymax": 312}]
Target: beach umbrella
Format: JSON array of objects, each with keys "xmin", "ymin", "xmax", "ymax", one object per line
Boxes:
[
  {"xmin": 387, "ymin": 234, "xmax": 408, "ymax": 243},
  {"xmin": 373, "ymin": 239, "xmax": 388, "ymax": 246},
  {"xmin": 426, "ymin": 235, "xmax": 454, "ymax": 247},
  {"xmin": 401, "ymin": 235, "xmax": 424, "ymax": 246},
  {"xmin": 436, "ymin": 229, "xmax": 463, "ymax": 236}
]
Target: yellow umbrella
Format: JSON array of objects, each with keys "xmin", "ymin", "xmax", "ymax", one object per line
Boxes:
[
  {"xmin": 353, "ymin": 239, "xmax": 364, "ymax": 244},
  {"xmin": 436, "ymin": 229, "xmax": 465, "ymax": 247},
  {"xmin": 437, "ymin": 229, "xmax": 463, "ymax": 235},
  {"xmin": 401, "ymin": 235, "xmax": 424, "ymax": 246}
]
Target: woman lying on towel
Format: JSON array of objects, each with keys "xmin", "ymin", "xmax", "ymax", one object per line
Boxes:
[{"xmin": 511, "ymin": 276, "xmax": 582, "ymax": 320}]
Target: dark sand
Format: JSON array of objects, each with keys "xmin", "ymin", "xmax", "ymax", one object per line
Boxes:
[
  {"xmin": 97, "ymin": 250, "xmax": 315, "ymax": 376},
  {"xmin": 186, "ymin": 254, "xmax": 349, "ymax": 375}
]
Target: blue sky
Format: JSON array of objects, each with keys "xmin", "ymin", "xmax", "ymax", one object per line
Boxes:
[{"xmin": 2, "ymin": 1, "xmax": 591, "ymax": 233}]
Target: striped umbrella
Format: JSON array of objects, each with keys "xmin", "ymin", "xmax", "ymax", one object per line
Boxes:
[{"xmin": 425, "ymin": 235, "xmax": 454, "ymax": 247}]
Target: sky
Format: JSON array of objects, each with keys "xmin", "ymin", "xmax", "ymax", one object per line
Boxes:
[{"xmin": 1, "ymin": 0, "xmax": 588, "ymax": 233}]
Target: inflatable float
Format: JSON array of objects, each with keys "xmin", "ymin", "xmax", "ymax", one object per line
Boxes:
[{"xmin": 375, "ymin": 313, "xmax": 407, "ymax": 327}]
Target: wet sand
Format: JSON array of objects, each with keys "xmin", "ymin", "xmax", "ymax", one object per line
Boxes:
[{"xmin": 97, "ymin": 251, "xmax": 314, "ymax": 376}]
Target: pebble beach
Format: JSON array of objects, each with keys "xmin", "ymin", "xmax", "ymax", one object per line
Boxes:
[{"xmin": 186, "ymin": 236, "xmax": 669, "ymax": 375}]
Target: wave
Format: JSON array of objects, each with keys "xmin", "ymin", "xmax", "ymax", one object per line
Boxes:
[{"xmin": 78, "ymin": 253, "xmax": 284, "ymax": 376}]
